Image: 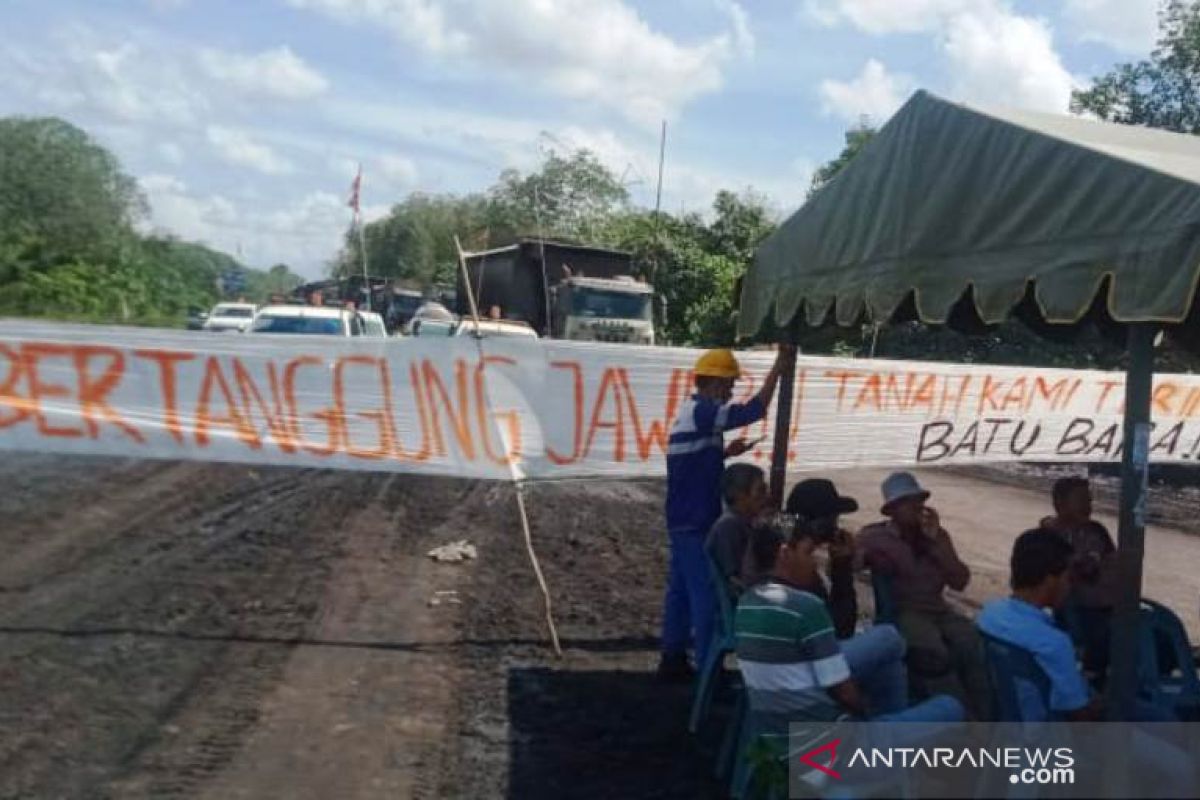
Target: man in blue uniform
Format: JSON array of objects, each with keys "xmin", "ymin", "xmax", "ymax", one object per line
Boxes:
[{"xmin": 658, "ymin": 345, "xmax": 793, "ymax": 681}]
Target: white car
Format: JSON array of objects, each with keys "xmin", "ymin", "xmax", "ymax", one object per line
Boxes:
[
  {"xmin": 454, "ymin": 319, "xmax": 538, "ymax": 339},
  {"xmin": 249, "ymin": 305, "xmax": 376, "ymax": 337},
  {"xmin": 358, "ymin": 311, "xmax": 388, "ymax": 338},
  {"xmin": 405, "ymin": 301, "xmax": 457, "ymax": 336},
  {"xmin": 202, "ymin": 302, "xmax": 257, "ymax": 332}
]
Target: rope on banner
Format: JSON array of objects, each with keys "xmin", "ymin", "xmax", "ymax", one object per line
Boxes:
[{"xmin": 455, "ymin": 236, "xmax": 562, "ymax": 657}]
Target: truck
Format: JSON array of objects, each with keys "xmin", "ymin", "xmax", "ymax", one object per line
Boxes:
[{"xmin": 456, "ymin": 239, "xmax": 655, "ymax": 345}]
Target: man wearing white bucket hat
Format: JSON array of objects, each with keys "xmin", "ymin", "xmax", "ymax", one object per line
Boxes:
[{"xmin": 858, "ymin": 472, "xmax": 990, "ymax": 718}]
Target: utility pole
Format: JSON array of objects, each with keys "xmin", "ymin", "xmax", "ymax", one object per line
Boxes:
[{"xmin": 652, "ymin": 119, "xmax": 667, "ymax": 340}]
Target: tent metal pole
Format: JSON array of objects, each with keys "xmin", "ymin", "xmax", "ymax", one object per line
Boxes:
[
  {"xmin": 769, "ymin": 325, "xmax": 799, "ymax": 509},
  {"xmin": 1107, "ymin": 323, "xmax": 1156, "ymax": 721}
]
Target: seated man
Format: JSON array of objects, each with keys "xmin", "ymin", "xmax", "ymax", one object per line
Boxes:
[
  {"xmin": 706, "ymin": 463, "xmax": 776, "ymax": 599},
  {"xmin": 978, "ymin": 530, "xmax": 1190, "ymax": 794},
  {"xmin": 735, "ymin": 525, "xmax": 964, "ymax": 733},
  {"xmin": 858, "ymin": 472, "xmax": 990, "ymax": 718},
  {"xmin": 784, "ymin": 479, "xmax": 859, "ymax": 639},
  {"xmin": 979, "ymin": 529, "xmax": 1174, "ymax": 723},
  {"xmin": 1040, "ymin": 476, "xmax": 1117, "ymax": 678}
]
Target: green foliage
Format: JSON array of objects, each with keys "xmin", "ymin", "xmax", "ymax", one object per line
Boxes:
[
  {"xmin": 0, "ymin": 117, "xmax": 144, "ymax": 263},
  {"xmin": 706, "ymin": 189, "xmax": 776, "ymax": 264},
  {"xmin": 488, "ymin": 148, "xmax": 629, "ymax": 242},
  {"xmin": 1072, "ymin": 0, "xmax": 1200, "ymax": 134},
  {"xmin": 336, "ymin": 192, "xmax": 491, "ymax": 286},
  {"xmin": 808, "ymin": 121, "xmax": 877, "ymax": 199},
  {"xmin": 603, "ymin": 190, "xmax": 776, "ymax": 346},
  {"xmin": 0, "ymin": 115, "xmax": 296, "ymax": 327},
  {"xmin": 743, "ymin": 736, "xmax": 788, "ymax": 798}
]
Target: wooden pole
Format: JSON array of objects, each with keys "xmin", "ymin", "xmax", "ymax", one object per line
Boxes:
[
  {"xmin": 768, "ymin": 328, "xmax": 799, "ymax": 509},
  {"xmin": 355, "ymin": 165, "xmax": 370, "ymax": 311},
  {"xmin": 455, "ymin": 235, "xmax": 562, "ymax": 656},
  {"xmin": 1107, "ymin": 323, "xmax": 1156, "ymax": 720}
]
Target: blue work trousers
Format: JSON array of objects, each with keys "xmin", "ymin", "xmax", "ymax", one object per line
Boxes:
[{"xmin": 661, "ymin": 529, "xmax": 715, "ymax": 666}]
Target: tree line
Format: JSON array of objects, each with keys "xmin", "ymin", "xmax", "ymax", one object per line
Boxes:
[{"xmin": 0, "ymin": 117, "xmax": 303, "ymax": 326}]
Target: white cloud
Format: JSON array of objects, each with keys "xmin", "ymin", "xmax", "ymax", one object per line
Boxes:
[
  {"xmin": 287, "ymin": 0, "xmax": 751, "ymax": 126},
  {"xmin": 819, "ymin": 59, "xmax": 912, "ymax": 123},
  {"xmin": 377, "ymin": 153, "xmax": 418, "ymax": 186},
  {"xmin": 4, "ymin": 30, "xmax": 209, "ymax": 126},
  {"xmin": 206, "ymin": 126, "xmax": 294, "ymax": 175},
  {"xmin": 805, "ymin": 0, "xmax": 1074, "ymax": 113},
  {"xmin": 943, "ymin": 7, "xmax": 1074, "ymax": 112},
  {"xmin": 140, "ymin": 175, "xmax": 351, "ymax": 277},
  {"xmin": 803, "ymin": 0, "xmax": 974, "ymax": 35},
  {"xmin": 198, "ymin": 46, "xmax": 329, "ymax": 100},
  {"xmin": 139, "ymin": 173, "xmax": 240, "ymax": 244},
  {"xmin": 718, "ymin": 0, "xmax": 756, "ymax": 57},
  {"xmin": 1063, "ymin": 0, "xmax": 1159, "ymax": 55}
]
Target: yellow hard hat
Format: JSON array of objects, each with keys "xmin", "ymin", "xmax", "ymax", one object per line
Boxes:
[{"xmin": 694, "ymin": 348, "xmax": 741, "ymax": 379}]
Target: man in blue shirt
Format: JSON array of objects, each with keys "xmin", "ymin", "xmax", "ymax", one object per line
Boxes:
[
  {"xmin": 979, "ymin": 529, "xmax": 1182, "ymax": 723},
  {"xmin": 658, "ymin": 345, "xmax": 792, "ymax": 681},
  {"xmin": 978, "ymin": 529, "xmax": 1191, "ymax": 793},
  {"xmin": 977, "ymin": 530, "xmax": 1093, "ymax": 721}
]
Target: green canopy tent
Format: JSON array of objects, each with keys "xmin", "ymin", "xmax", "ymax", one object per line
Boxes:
[{"xmin": 741, "ymin": 90, "xmax": 1200, "ymax": 721}]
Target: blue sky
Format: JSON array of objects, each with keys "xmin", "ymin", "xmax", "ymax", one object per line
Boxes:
[{"xmin": 0, "ymin": 0, "xmax": 1162, "ymax": 278}]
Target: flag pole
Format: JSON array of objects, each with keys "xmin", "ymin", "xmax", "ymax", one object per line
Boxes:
[
  {"xmin": 357, "ymin": 212, "xmax": 370, "ymax": 310},
  {"xmin": 350, "ymin": 164, "xmax": 370, "ymax": 311}
]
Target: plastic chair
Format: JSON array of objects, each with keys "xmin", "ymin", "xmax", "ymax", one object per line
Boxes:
[
  {"xmin": 979, "ymin": 630, "xmax": 1055, "ymax": 722},
  {"xmin": 1137, "ymin": 599, "xmax": 1200, "ymax": 719},
  {"xmin": 978, "ymin": 632, "xmax": 1069, "ymax": 799},
  {"xmin": 689, "ymin": 553, "xmax": 738, "ymax": 734}
]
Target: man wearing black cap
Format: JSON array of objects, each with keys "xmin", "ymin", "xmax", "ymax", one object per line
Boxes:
[{"xmin": 784, "ymin": 478, "xmax": 861, "ymax": 638}]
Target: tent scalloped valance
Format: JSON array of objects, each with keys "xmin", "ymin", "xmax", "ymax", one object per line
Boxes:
[{"xmin": 740, "ymin": 91, "xmax": 1200, "ymax": 338}]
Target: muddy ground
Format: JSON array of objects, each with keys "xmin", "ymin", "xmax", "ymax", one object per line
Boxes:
[{"xmin": 1, "ymin": 454, "xmax": 1198, "ymax": 799}]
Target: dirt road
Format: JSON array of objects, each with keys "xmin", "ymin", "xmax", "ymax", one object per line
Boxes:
[{"xmin": 1, "ymin": 455, "xmax": 1197, "ymax": 798}]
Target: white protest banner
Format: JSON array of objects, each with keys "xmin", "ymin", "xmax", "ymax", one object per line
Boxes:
[{"xmin": 2, "ymin": 319, "xmax": 1199, "ymax": 479}]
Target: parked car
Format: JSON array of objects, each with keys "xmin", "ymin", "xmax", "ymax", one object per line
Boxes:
[
  {"xmin": 454, "ymin": 319, "xmax": 538, "ymax": 339},
  {"xmin": 407, "ymin": 301, "xmax": 458, "ymax": 337},
  {"xmin": 202, "ymin": 302, "xmax": 257, "ymax": 332},
  {"xmin": 185, "ymin": 306, "xmax": 209, "ymax": 330},
  {"xmin": 384, "ymin": 289, "xmax": 424, "ymax": 333},
  {"xmin": 358, "ymin": 311, "xmax": 388, "ymax": 338},
  {"xmin": 250, "ymin": 305, "xmax": 367, "ymax": 336}
]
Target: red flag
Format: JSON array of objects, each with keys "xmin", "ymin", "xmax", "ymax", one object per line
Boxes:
[{"xmin": 347, "ymin": 165, "xmax": 362, "ymax": 214}]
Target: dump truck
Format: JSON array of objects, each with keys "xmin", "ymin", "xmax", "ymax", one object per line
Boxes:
[{"xmin": 457, "ymin": 239, "xmax": 655, "ymax": 345}]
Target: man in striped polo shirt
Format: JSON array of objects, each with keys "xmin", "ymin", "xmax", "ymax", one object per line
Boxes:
[
  {"xmin": 735, "ymin": 526, "xmax": 964, "ymax": 735},
  {"xmin": 658, "ymin": 346, "xmax": 791, "ymax": 681}
]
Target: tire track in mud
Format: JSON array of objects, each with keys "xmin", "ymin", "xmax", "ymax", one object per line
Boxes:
[
  {"xmin": 101, "ymin": 470, "xmax": 383, "ymax": 799},
  {"xmin": 186, "ymin": 475, "xmax": 485, "ymax": 800},
  {"xmin": 106, "ymin": 473, "xmax": 380, "ymax": 798},
  {"xmin": 0, "ymin": 462, "xmax": 381, "ymax": 799}
]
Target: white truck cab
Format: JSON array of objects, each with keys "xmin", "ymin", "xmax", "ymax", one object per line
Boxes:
[{"xmin": 556, "ymin": 276, "xmax": 655, "ymax": 345}]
